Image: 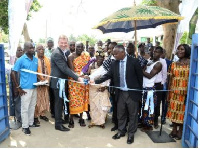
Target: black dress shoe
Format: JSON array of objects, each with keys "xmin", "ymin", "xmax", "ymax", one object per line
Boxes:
[
  {"xmin": 55, "ymin": 125, "xmax": 70, "ymax": 131},
  {"xmin": 112, "ymin": 133, "xmax": 125, "ymax": 140},
  {"xmin": 111, "ymin": 126, "xmax": 118, "ymax": 131},
  {"xmin": 127, "ymin": 136, "xmax": 134, "ymax": 144}
]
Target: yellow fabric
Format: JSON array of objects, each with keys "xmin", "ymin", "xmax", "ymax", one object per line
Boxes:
[
  {"xmin": 68, "ymin": 52, "xmax": 90, "ymax": 114},
  {"xmin": 37, "ymin": 56, "xmax": 51, "ymax": 82}
]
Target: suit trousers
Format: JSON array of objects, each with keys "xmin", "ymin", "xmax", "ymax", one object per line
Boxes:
[
  {"xmin": 111, "ymin": 93, "xmax": 118, "ymax": 126},
  {"xmin": 52, "ymin": 88, "xmax": 64, "ymax": 126},
  {"xmin": 117, "ymin": 90, "xmax": 138, "ymax": 137},
  {"xmin": 49, "ymin": 87, "xmax": 55, "ymax": 116}
]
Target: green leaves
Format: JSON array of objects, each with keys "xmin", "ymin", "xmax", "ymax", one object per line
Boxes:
[
  {"xmin": 0, "ymin": 0, "xmax": 42, "ymax": 34},
  {"xmin": 136, "ymin": 8, "xmax": 156, "ymax": 15},
  {"xmin": 117, "ymin": 7, "xmax": 131, "ymax": 12},
  {"xmin": 114, "ymin": 14, "xmax": 129, "ymax": 19},
  {"xmin": 0, "ymin": 0, "xmax": 8, "ymax": 34},
  {"xmin": 27, "ymin": 0, "xmax": 42, "ymax": 20},
  {"xmin": 141, "ymin": 0, "xmax": 157, "ymax": 6}
]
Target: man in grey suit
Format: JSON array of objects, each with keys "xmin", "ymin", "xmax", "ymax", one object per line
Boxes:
[{"xmin": 50, "ymin": 35, "xmax": 83, "ymax": 131}]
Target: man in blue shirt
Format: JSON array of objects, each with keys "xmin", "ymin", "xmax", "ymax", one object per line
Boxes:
[{"xmin": 12, "ymin": 42, "xmax": 38, "ymax": 136}]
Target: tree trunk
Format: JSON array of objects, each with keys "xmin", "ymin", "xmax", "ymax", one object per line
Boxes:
[
  {"xmin": 162, "ymin": 23, "xmax": 178, "ymax": 59},
  {"xmin": 156, "ymin": 0, "xmax": 181, "ymax": 59},
  {"xmin": 22, "ymin": 22, "xmax": 31, "ymax": 42}
]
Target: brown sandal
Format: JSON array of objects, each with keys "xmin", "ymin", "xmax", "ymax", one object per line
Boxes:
[
  {"xmin": 169, "ymin": 132, "xmax": 177, "ymax": 138},
  {"xmin": 100, "ymin": 124, "xmax": 105, "ymax": 129},
  {"xmin": 88, "ymin": 125, "xmax": 94, "ymax": 128}
]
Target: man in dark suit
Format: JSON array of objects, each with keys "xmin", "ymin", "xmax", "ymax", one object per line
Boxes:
[
  {"xmin": 92, "ymin": 45, "xmax": 143, "ymax": 144},
  {"xmin": 50, "ymin": 35, "xmax": 83, "ymax": 132}
]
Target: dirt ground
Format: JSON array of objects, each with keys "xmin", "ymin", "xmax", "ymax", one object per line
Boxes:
[{"xmin": 0, "ymin": 112, "xmax": 182, "ymax": 148}]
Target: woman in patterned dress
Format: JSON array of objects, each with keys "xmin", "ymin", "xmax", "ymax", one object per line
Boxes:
[
  {"xmin": 87, "ymin": 51, "xmax": 111, "ymax": 129},
  {"xmin": 167, "ymin": 44, "xmax": 191, "ymax": 140}
]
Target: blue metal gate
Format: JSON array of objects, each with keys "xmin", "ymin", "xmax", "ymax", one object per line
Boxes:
[
  {"xmin": 0, "ymin": 44, "xmax": 10, "ymax": 143},
  {"xmin": 182, "ymin": 34, "xmax": 198, "ymax": 148}
]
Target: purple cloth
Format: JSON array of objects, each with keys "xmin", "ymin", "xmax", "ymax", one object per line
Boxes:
[{"xmin": 82, "ymin": 57, "xmax": 96, "ymax": 74}]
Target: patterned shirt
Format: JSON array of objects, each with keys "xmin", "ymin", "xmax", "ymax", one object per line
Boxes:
[
  {"xmin": 102, "ymin": 55, "xmax": 115, "ymax": 71},
  {"xmin": 138, "ymin": 55, "xmax": 148, "ymax": 68}
]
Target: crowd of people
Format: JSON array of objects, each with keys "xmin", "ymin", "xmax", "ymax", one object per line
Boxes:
[{"xmin": 9, "ymin": 35, "xmax": 191, "ymax": 144}]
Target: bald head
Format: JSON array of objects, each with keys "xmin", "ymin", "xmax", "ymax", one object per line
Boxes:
[{"xmin": 24, "ymin": 42, "xmax": 35, "ymax": 56}]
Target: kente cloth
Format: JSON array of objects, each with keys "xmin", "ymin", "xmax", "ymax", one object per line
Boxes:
[
  {"xmin": 35, "ymin": 56, "xmax": 51, "ymax": 117},
  {"xmin": 89, "ymin": 68, "xmax": 111, "ymax": 126},
  {"xmin": 140, "ymin": 87, "xmax": 157, "ymax": 127},
  {"xmin": 167, "ymin": 62, "xmax": 190, "ymax": 124},
  {"xmin": 68, "ymin": 52, "xmax": 90, "ymax": 114}
]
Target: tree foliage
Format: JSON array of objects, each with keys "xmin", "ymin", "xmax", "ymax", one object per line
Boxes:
[
  {"xmin": 0, "ymin": 0, "xmax": 8, "ymax": 34},
  {"xmin": 180, "ymin": 31, "xmax": 191, "ymax": 45},
  {"xmin": 0, "ymin": 0, "xmax": 42, "ymax": 34},
  {"xmin": 69, "ymin": 34, "xmax": 98, "ymax": 46},
  {"xmin": 27, "ymin": 0, "xmax": 42, "ymax": 20}
]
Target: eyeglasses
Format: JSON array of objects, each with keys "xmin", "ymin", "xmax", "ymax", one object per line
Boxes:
[
  {"xmin": 29, "ymin": 47, "xmax": 34, "ymax": 49},
  {"xmin": 70, "ymin": 44, "xmax": 75, "ymax": 46}
]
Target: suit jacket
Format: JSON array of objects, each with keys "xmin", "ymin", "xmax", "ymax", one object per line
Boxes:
[
  {"xmin": 95, "ymin": 55, "xmax": 143, "ymax": 101},
  {"xmin": 50, "ymin": 47, "xmax": 78, "ymax": 89}
]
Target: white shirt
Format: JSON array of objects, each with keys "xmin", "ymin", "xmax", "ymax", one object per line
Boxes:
[
  {"xmin": 155, "ymin": 58, "xmax": 167, "ymax": 84},
  {"xmin": 143, "ymin": 61, "xmax": 159, "ymax": 87},
  {"xmin": 90, "ymin": 55, "xmax": 115, "ymax": 80}
]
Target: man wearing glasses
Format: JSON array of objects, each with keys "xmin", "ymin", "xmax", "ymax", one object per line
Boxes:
[{"xmin": 12, "ymin": 42, "xmax": 39, "ymax": 136}]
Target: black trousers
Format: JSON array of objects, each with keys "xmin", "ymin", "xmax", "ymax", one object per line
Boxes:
[
  {"xmin": 117, "ymin": 91, "xmax": 138, "ymax": 137},
  {"xmin": 111, "ymin": 93, "xmax": 118, "ymax": 127},
  {"xmin": 154, "ymin": 83, "xmax": 164, "ymax": 122},
  {"xmin": 49, "ymin": 87, "xmax": 55, "ymax": 116},
  {"xmin": 52, "ymin": 88, "xmax": 64, "ymax": 126}
]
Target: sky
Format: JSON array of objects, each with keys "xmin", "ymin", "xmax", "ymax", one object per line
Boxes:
[
  {"xmin": 27, "ymin": 0, "xmax": 143, "ymax": 43},
  {"xmin": 24, "ymin": 0, "xmax": 198, "ymax": 45}
]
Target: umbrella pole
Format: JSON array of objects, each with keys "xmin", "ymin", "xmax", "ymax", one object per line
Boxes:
[{"xmin": 134, "ymin": 20, "xmax": 138, "ymax": 57}]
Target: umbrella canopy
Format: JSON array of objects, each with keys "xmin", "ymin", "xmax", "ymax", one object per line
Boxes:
[{"xmin": 93, "ymin": 5, "xmax": 184, "ymax": 33}]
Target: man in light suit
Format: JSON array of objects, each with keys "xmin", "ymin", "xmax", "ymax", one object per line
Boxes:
[
  {"xmin": 92, "ymin": 45, "xmax": 143, "ymax": 144},
  {"xmin": 50, "ymin": 35, "xmax": 83, "ymax": 131}
]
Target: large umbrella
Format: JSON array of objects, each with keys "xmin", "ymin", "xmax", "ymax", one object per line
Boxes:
[
  {"xmin": 93, "ymin": 3, "xmax": 183, "ymax": 143},
  {"xmin": 93, "ymin": 4, "xmax": 183, "ymax": 54}
]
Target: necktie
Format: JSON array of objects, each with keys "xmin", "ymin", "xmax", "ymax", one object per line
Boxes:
[{"xmin": 120, "ymin": 61, "xmax": 125, "ymax": 88}]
